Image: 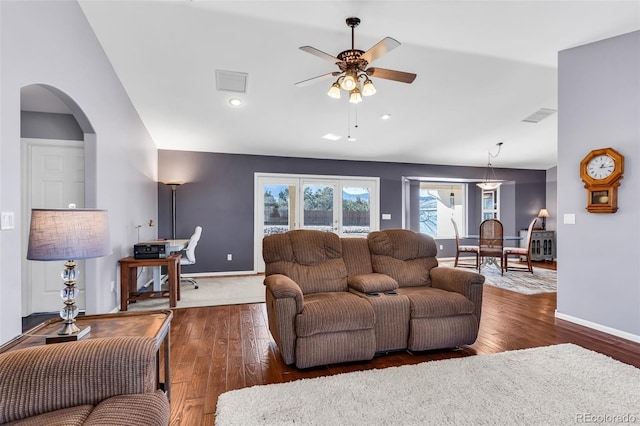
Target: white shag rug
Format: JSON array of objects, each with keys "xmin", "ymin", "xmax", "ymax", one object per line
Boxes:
[
  {"xmin": 126, "ymin": 275, "xmax": 265, "ymax": 311},
  {"xmin": 215, "ymin": 344, "xmax": 640, "ymax": 425}
]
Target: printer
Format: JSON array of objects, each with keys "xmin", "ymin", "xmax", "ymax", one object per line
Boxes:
[{"xmin": 133, "ymin": 241, "xmax": 170, "ymax": 259}]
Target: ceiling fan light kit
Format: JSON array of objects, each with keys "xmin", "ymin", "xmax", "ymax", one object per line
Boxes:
[{"xmin": 296, "ymin": 17, "xmax": 416, "ymax": 104}]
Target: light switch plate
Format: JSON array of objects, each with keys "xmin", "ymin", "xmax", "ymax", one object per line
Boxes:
[
  {"xmin": 382, "ymin": 214, "xmax": 391, "ymax": 220},
  {"xmin": 563, "ymin": 213, "xmax": 576, "ymax": 225},
  {"xmin": 1, "ymin": 212, "xmax": 14, "ymax": 230}
]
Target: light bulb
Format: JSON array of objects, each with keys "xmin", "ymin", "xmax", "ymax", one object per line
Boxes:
[
  {"xmin": 341, "ymin": 71, "xmax": 357, "ymax": 91},
  {"xmin": 327, "ymin": 82, "xmax": 341, "ymax": 99},
  {"xmin": 362, "ymin": 79, "xmax": 376, "ymax": 96}
]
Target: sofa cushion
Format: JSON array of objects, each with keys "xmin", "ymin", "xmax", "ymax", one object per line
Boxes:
[
  {"xmin": 368, "ymin": 230, "xmax": 438, "ymax": 287},
  {"xmin": 84, "ymin": 391, "xmax": 170, "ymax": 426},
  {"xmin": 296, "ymin": 292, "xmax": 375, "ymax": 337},
  {"xmin": 396, "ymin": 287, "xmax": 475, "ymax": 318},
  {"xmin": 348, "ymin": 273, "xmax": 398, "ymax": 293},
  {"xmin": 263, "ymin": 230, "xmax": 348, "ymax": 294},
  {"xmin": 341, "ymin": 237, "xmax": 373, "ymax": 276},
  {"xmin": 5, "ymin": 405, "xmax": 92, "ymax": 426}
]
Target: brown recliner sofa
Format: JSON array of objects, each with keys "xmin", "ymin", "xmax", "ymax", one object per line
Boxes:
[
  {"xmin": 0, "ymin": 336, "xmax": 170, "ymax": 425},
  {"xmin": 263, "ymin": 229, "xmax": 485, "ymax": 369}
]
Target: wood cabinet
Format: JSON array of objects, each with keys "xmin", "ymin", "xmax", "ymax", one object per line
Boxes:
[{"xmin": 520, "ymin": 229, "xmax": 555, "ymax": 261}]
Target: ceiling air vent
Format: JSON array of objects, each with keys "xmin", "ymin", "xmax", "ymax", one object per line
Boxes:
[
  {"xmin": 216, "ymin": 70, "xmax": 248, "ymax": 93},
  {"xmin": 522, "ymin": 108, "xmax": 557, "ymax": 123}
]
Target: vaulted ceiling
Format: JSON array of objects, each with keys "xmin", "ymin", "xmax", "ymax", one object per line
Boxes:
[{"xmin": 76, "ymin": 1, "xmax": 639, "ymax": 169}]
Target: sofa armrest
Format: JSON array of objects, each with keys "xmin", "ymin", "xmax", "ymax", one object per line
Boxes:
[
  {"xmin": 430, "ymin": 266, "xmax": 484, "ymax": 319},
  {"xmin": 264, "ymin": 274, "xmax": 305, "ymax": 365},
  {"xmin": 0, "ymin": 336, "xmax": 158, "ymax": 424},
  {"xmin": 348, "ymin": 273, "xmax": 398, "ymax": 294},
  {"xmin": 264, "ymin": 273, "xmax": 304, "ymax": 313}
]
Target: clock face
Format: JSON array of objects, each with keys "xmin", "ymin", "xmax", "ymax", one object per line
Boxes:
[{"xmin": 586, "ymin": 154, "xmax": 615, "ymax": 180}]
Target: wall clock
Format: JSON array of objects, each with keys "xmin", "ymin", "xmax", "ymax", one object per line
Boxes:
[{"xmin": 579, "ymin": 147, "xmax": 624, "ymax": 213}]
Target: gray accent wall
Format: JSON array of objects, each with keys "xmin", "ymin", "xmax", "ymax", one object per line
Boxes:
[
  {"xmin": 557, "ymin": 31, "xmax": 640, "ymax": 340},
  {"xmin": 158, "ymin": 150, "xmax": 546, "ymax": 273},
  {"xmin": 21, "ymin": 111, "xmax": 83, "ymax": 140}
]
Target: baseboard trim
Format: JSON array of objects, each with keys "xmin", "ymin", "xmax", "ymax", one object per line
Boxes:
[
  {"xmin": 182, "ymin": 270, "xmax": 258, "ymax": 278},
  {"xmin": 555, "ymin": 310, "xmax": 640, "ymax": 344}
]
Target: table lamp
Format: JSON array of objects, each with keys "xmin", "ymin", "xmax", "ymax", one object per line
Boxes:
[
  {"xmin": 27, "ymin": 208, "xmax": 111, "ymax": 341},
  {"xmin": 537, "ymin": 208, "xmax": 549, "ymax": 230}
]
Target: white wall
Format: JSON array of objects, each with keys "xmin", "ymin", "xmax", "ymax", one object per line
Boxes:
[
  {"xmin": 557, "ymin": 31, "xmax": 640, "ymax": 341},
  {"xmin": 0, "ymin": 1, "xmax": 158, "ymax": 343}
]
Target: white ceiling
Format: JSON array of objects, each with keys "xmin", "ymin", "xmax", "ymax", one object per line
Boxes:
[{"xmin": 75, "ymin": 0, "xmax": 639, "ymax": 169}]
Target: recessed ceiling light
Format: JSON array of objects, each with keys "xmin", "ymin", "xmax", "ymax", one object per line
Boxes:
[
  {"xmin": 228, "ymin": 98, "xmax": 243, "ymax": 107},
  {"xmin": 380, "ymin": 114, "xmax": 391, "ymax": 120},
  {"xmin": 322, "ymin": 133, "xmax": 342, "ymax": 141}
]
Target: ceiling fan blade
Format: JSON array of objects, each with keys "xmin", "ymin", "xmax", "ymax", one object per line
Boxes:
[
  {"xmin": 366, "ymin": 67, "xmax": 417, "ymax": 84},
  {"xmin": 360, "ymin": 37, "xmax": 401, "ymax": 64},
  {"xmin": 295, "ymin": 72, "xmax": 341, "ymax": 87},
  {"xmin": 299, "ymin": 46, "xmax": 340, "ymax": 64}
]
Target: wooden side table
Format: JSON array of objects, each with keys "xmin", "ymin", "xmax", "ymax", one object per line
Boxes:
[
  {"xmin": 0, "ymin": 310, "xmax": 173, "ymax": 399},
  {"xmin": 119, "ymin": 254, "xmax": 181, "ymax": 311}
]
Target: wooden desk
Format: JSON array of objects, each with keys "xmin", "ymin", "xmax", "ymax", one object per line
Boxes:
[
  {"xmin": 0, "ymin": 310, "xmax": 173, "ymax": 399},
  {"xmin": 149, "ymin": 239, "xmax": 189, "ymax": 290},
  {"xmin": 119, "ymin": 255, "xmax": 181, "ymax": 311}
]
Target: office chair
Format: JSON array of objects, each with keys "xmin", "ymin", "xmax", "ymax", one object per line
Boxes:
[{"xmin": 179, "ymin": 226, "xmax": 202, "ymax": 289}]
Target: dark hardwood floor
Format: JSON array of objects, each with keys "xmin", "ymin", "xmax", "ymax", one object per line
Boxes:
[{"xmin": 166, "ymin": 261, "xmax": 640, "ymax": 425}]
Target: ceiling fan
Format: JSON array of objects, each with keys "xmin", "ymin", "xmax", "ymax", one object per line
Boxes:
[{"xmin": 296, "ymin": 17, "xmax": 417, "ymax": 104}]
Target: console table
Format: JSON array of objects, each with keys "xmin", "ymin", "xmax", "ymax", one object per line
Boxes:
[
  {"xmin": 0, "ymin": 310, "xmax": 173, "ymax": 398},
  {"xmin": 520, "ymin": 229, "xmax": 555, "ymax": 261},
  {"xmin": 119, "ymin": 254, "xmax": 181, "ymax": 311}
]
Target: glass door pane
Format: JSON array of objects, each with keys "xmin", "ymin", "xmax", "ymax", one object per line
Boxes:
[
  {"xmin": 263, "ymin": 183, "xmax": 296, "ymax": 236},
  {"xmin": 341, "ymin": 185, "xmax": 371, "ymax": 235},
  {"xmin": 302, "ymin": 181, "xmax": 337, "ymax": 232}
]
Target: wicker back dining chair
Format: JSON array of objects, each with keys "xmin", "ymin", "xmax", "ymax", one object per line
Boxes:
[
  {"xmin": 503, "ymin": 217, "xmax": 537, "ymax": 273},
  {"xmin": 451, "ymin": 218, "xmax": 479, "ymax": 269},
  {"xmin": 479, "ymin": 218, "xmax": 504, "ymax": 275}
]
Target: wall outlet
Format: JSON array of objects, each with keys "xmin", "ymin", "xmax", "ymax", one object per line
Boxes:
[
  {"xmin": 227, "ymin": 254, "xmax": 233, "ymax": 261},
  {"xmin": 439, "ymin": 245, "xmax": 443, "ymax": 250},
  {"xmin": 110, "ymin": 281, "xmax": 115, "ymax": 292},
  {"xmin": 381, "ymin": 213, "xmax": 391, "ymax": 220}
]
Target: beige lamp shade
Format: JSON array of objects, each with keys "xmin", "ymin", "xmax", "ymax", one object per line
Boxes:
[
  {"xmin": 537, "ymin": 208, "xmax": 550, "ymax": 218},
  {"xmin": 27, "ymin": 209, "xmax": 111, "ymax": 261}
]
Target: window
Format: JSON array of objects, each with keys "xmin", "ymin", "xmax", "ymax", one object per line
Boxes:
[
  {"xmin": 481, "ymin": 188, "xmax": 500, "ymax": 220},
  {"xmin": 419, "ymin": 182, "xmax": 467, "ymax": 238}
]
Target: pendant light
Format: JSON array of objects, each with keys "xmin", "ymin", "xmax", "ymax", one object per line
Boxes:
[{"xmin": 477, "ymin": 142, "xmax": 504, "ymax": 190}]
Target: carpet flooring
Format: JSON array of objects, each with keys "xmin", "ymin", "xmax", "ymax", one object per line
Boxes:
[
  {"xmin": 126, "ymin": 275, "xmax": 265, "ymax": 311},
  {"xmin": 215, "ymin": 344, "xmax": 640, "ymax": 425},
  {"xmin": 439, "ymin": 259, "xmax": 556, "ymax": 294}
]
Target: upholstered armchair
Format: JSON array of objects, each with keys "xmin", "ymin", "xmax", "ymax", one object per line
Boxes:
[
  {"xmin": 0, "ymin": 336, "xmax": 169, "ymax": 425},
  {"xmin": 262, "ymin": 230, "xmax": 376, "ymax": 369}
]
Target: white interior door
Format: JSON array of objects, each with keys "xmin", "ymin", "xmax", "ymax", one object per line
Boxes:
[{"xmin": 22, "ymin": 139, "xmax": 85, "ymax": 315}]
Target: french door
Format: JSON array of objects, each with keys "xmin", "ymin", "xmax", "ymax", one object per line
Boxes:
[{"xmin": 255, "ymin": 173, "xmax": 379, "ymax": 272}]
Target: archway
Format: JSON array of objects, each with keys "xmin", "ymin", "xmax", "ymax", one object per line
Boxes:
[{"xmin": 20, "ymin": 84, "xmax": 97, "ymax": 317}]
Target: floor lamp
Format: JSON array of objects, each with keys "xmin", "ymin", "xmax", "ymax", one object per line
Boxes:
[{"xmin": 163, "ymin": 181, "xmax": 184, "ymax": 239}]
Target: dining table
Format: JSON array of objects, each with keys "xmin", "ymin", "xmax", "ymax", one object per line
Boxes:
[{"xmin": 461, "ymin": 235, "xmax": 523, "ymax": 270}]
